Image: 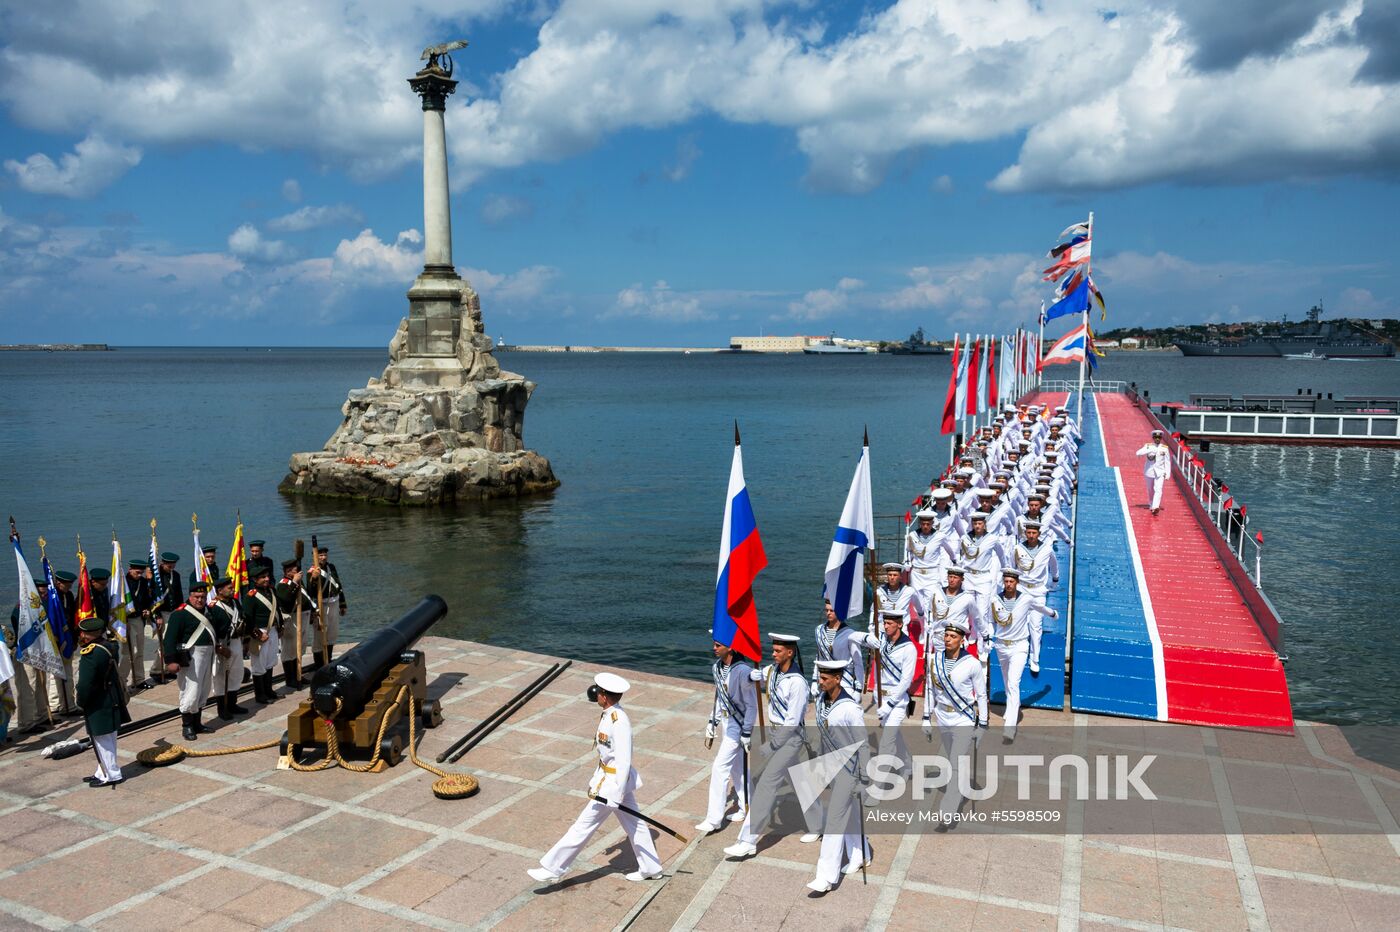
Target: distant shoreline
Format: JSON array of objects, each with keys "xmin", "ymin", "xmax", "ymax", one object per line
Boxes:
[{"xmin": 0, "ymin": 343, "xmax": 110, "ymax": 352}]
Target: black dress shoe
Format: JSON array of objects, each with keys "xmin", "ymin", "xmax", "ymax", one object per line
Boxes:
[{"xmin": 90, "ymin": 778, "xmax": 124, "ymax": 789}]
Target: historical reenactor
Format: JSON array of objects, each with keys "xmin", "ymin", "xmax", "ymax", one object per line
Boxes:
[
  {"xmin": 10, "ymin": 576, "xmax": 51, "ymax": 733},
  {"xmin": 726, "ymin": 633, "xmax": 812, "ymax": 858},
  {"xmin": 242, "ymin": 566, "xmax": 281, "ymax": 703},
  {"xmin": 208, "ymin": 576, "xmax": 248, "ymax": 720},
  {"xmin": 310, "ymin": 546, "xmax": 346, "ymax": 670},
  {"xmin": 528, "ymin": 672, "xmax": 664, "ymax": 884},
  {"xmin": 123, "ymin": 558, "xmax": 156, "ymax": 689},
  {"xmin": 1013, "ymin": 522, "xmax": 1059, "ymax": 609},
  {"xmin": 921, "ymin": 616, "xmax": 987, "ymax": 826},
  {"xmin": 1136, "ymin": 429, "xmax": 1171, "ymax": 515},
  {"xmin": 275, "ymin": 559, "xmax": 320, "ymax": 690},
  {"xmin": 813, "ymin": 599, "xmax": 864, "ymax": 701},
  {"xmin": 76, "ymin": 615, "xmax": 130, "ymax": 787},
  {"xmin": 48, "ymin": 570, "xmax": 79, "ymax": 716},
  {"xmin": 861, "ymin": 610, "xmax": 918, "ymax": 778},
  {"xmin": 189, "ymin": 544, "xmax": 218, "ymax": 590},
  {"xmin": 163, "ymin": 579, "xmax": 217, "ymax": 741},
  {"xmin": 697, "ymin": 638, "xmax": 757, "ymax": 833},
  {"xmin": 149, "ymin": 551, "xmax": 184, "ymax": 683},
  {"xmin": 808, "ymin": 659, "xmax": 870, "ymax": 893},
  {"xmin": 88, "ymin": 568, "xmax": 112, "ymax": 625},
  {"xmin": 984, "ymin": 568, "xmax": 1058, "ymax": 742},
  {"xmin": 247, "ymin": 540, "xmax": 274, "ymax": 584}
]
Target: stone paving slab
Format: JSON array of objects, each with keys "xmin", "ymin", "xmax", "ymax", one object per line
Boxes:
[{"xmin": 1, "ymin": 636, "xmax": 1398, "ymax": 930}]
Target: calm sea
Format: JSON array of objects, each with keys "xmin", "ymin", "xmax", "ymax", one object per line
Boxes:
[{"xmin": 1, "ymin": 348, "xmax": 1396, "ymax": 723}]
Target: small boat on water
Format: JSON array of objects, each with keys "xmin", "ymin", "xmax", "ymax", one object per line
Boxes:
[{"xmin": 1283, "ymin": 350, "xmax": 1323, "ymax": 360}]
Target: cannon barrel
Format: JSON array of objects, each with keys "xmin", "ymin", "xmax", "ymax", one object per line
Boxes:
[{"xmin": 310, "ymin": 595, "xmax": 447, "ymax": 718}]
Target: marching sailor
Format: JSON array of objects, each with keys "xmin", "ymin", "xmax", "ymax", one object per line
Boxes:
[
  {"xmin": 904, "ymin": 510, "xmax": 944, "ymax": 595},
  {"xmin": 923, "ymin": 566, "xmax": 982, "ymax": 653},
  {"xmin": 726, "ymin": 633, "xmax": 811, "ymax": 858},
  {"xmin": 861, "ymin": 610, "xmax": 918, "ymax": 778},
  {"xmin": 242, "ymin": 566, "xmax": 281, "ymax": 704},
  {"xmin": 163, "ymin": 580, "xmax": 217, "ymax": 741},
  {"xmin": 876, "ymin": 562, "xmax": 921, "ymax": 636},
  {"xmin": 1013, "ymin": 522, "xmax": 1059, "ymax": 610},
  {"xmin": 697, "ymin": 638, "xmax": 758, "ymax": 833},
  {"xmin": 76, "ymin": 615, "xmax": 130, "ymax": 787},
  {"xmin": 983, "ymin": 568, "xmax": 1058, "ymax": 742},
  {"xmin": 529, "ymin": 672, "xmax": 665, "ymax": 884},
  {"xmin": 921, "ymin": 616, "xmax": 987, "ymax": 825},
  {"xmin": 958, "ymin": 512, "xmax": 1009, "ymax": 620},
  {"xmin": 808, "ymin": 660, "xmax": 871, "ymax": 893},
  {"xmin": 813, "ymin": 599, "xmax": 865, "ymax": 701},
  {"xmin": 1136, "ymin": 429, "xmax": 1171, "ymax": 516},
  {"xmin": 207, "ymin": 576, "xmax": 248, "ymax": 721},
  {"xmin": 1019, "ymin": 493, "xmax": 1070, "ymax": 544}
]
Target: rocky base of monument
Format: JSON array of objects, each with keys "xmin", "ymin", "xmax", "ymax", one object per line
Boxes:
[{"xmin": 279, "ymin": 358, "xmax": 558, "ymax": 505}]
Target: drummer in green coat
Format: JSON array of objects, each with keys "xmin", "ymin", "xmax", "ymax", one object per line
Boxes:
[{"xmin": 76, "ymin": 616, "xmax": 130, "ymax": 787}]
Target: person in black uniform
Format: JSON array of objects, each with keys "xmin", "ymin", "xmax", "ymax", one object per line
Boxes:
[
  {"xmin": 189, "ymin": 545, "xmax": 218, "ymax": 590},
  {"xmin": 76, "ymin": 615, "xmax": 130, "ymax": 787},
  {"xmin": 207, "ymin": 576, "xmax": 248, "ymax": 720},
  {"xmin": 123, "ymin": 559, "xmax": 156, "ymax": 690},
  {"xmin": 242, "ymin": 566, "xmax": 281, "ymax": 703},
  {"xmin": 89, "ymin": 568, "xmax": 112, "ymax": 626},
  {"xmin": 275, "ymin": 559, "xmax": 317, "ymax": 690},
  {"xmin": 247, "ymin": 541, "xmax": 275, "ymax": 587},
  {"xmin": 163, "ymin": 580, "xmax": 216, "ymax": 741},
  {"xmin": 310, "ymin": 545, "xmax": 346, "ymax": 671},
  {"xmin": 151, "ymin": 551, "xmax": 183, "ymax": 684}
]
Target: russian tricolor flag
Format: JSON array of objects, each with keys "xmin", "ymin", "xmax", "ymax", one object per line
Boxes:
[{"xmin": 713, "ymin": 426, "xmax": 766, "ymax": 662}]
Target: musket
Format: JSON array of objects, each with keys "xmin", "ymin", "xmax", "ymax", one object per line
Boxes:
[
  {"xmin": 292, "ymin": 539, "xmax": 305, "ymax": 682},
  {"xmin": 589, "ymin": 793, "xmax": 689, "ymax": 844},
  {"xmin": 311, "ymin": 534, "xmax": 328, "ymax": 668},
  {"xmin": 149, "ymin": 519, "xmax": 168, "ymax": 684}
]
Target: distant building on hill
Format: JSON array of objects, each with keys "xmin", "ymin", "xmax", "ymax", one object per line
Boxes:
[{"xmin": 1120, "ymin": 337, "xmax": 1142, "ymax": 349}]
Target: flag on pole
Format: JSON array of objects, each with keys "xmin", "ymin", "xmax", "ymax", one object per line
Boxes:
[
  {"xmin": 192, "ymin": 518, "xmax": 214, "ymax": 588},
  {"xmin": 984, "ymin": 334, "xmax": 997, "ymax": 411},
  {"xmin": 76, "ymin": 545, "xmax": 95, "ymax": 624},
  {"xmin": 999, "ymin": 335, "xmax": 1015, "ymax": 406},
  {"xmin": 1043, "ymin": 277, "xmax": 1091, "ymax": 324},
  {"xmin": 1043, "ymin": 239, "xmax": 1091, "ymax": 281},
  {"xmin": 226, "ymin": 520, "xmax": 249, "ymax": 591},
  {"xmin": 109, "ymin": 537, "xmax": 128, "ymax": 640},
  {"xmin": 823, "ymin": 438, "xmax": 874, "ymax": 622},
  {"xmin": 964, "ymin": 336, "xmax": 981, "ymax": 416},
  {"xmin": 149, "ymin": 523, "xmax": 166, "ymax": 610},
  {"xmin": 11, "ymin": 533, "xmax": 64, "ymax": 678},
  {"xmin": 1039, "ymin": 324, "xmax": 1089, "ymax": 370},
  {"xmin": 41, "ymin": 555, "xmax": 76, "ymax": 660},
  {"xmin": 940, "ymin": 334, "xmax": 962, "ymax": 435},
  {"xmin": 713, "ymin": 426, "xmax": 766, "ymax": 662}
]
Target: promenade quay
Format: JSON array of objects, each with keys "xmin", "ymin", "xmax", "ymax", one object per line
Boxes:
[{"xmin": 4, "ymin": 636, "xmax": 1399, "ymax": 930}]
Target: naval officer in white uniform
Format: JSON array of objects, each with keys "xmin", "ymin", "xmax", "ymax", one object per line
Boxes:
[
  {"xmin": 530, "ymin": 672, "xmax": 664, "ymax": 884},
  {"xmin": 1136, "ymin": 429, "xmax": 1171, "ymax": 515}
]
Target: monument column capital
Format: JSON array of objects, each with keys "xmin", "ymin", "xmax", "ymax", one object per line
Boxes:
[{"xmin": 409, "ymin": 68, "xmax": 457, "ymax": 112}]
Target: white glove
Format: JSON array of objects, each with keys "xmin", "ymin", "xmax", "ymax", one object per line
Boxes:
[
  {"xmin": 740, "ymin": 734, "xmax": 751, "ymax": 753},
  {"xmin": 921, "ymin": 717, "xmax": 933, "ymax": 739},
  {"xmin": 810, "ymin": 681, "xmax": 820, "ymax": 699},
  {"xmin": 749, "ymin": 665, "xmax": 766, "ymax": 683},
  {"xmin": 599, "ymin": 782, "xmax": 621, "ymax": 809},
  {"xmin": 878, "ymin": 700, "xmax": 895, "ymax": 722},
  {"xmin": 705, "ymin": 720, "xmax": 717, "ymax": 741}
]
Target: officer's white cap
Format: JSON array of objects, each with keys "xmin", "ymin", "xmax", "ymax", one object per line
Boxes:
[
  {"xmin": 915, "ymin": 508, "xmax": 937, "ymax": 518},
  {"xmin": 1001, "ymin": 567, "xmax": 1022, "ymax": 579},
  {"xmin": 931, "ymin": 489, "xmax": 953, "ymax": 500},
  {"xmin": 767, "ymin": 633, "xmax": 800, "ymax": 645},
  {"xmin": 1152, "ymin": 429, "xmax": 1164, "ymax": 436},
  {"xmin": 943, "ymin": 618, "xmax": 970, "ymax": 635},
  {"xmin": 594, "ymin": 672, "xmax": 630, "ymax": 694},
  {"xmin": 815, "ymin": 659, "xmax": 849, "ymax": 673}
]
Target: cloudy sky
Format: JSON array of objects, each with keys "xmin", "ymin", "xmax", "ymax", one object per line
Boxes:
[{"xmin": 1, "ymin": 0, "xmax": 1397, "ymax": 346}]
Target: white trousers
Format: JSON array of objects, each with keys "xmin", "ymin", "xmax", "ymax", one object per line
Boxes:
[
  {"xmin": 937, "ymin": 722, "xmax": 977, "ymax": 817},
  {"xmin": 313, "ymin": 610, "xmax": 339, "ymax": 654},
  {"xmin": 1145, "ymin": 475, "xmax": 1165, "ymax": 510},
  {"xmin": 737, "ymin": 731, "xmax": 805, "ymax": 844},
  {"xmin": 178, "ymin": 645, "xmax": 215, "ymax": 713},
  {"xmin": 540, "ymin": 793, "xmax": 663, "ymax": 876},
  {"xmin": 282, "ymin": 616, "xmax": 315, "ymax": 663},
  {"xmin": 704, "ymin": 725, "xmax": 748, "ymax": 824},
  {"xmin": 250, "ymin": 631, "xmax": 279, "ymax": 675},
  {"xmin": 995, "ymin": 639, "xmax": 1030, "ymax": 735},
  {"xmin": 909, "ymin": 565, "xmax": 945, "ymax": 597},
  {"xmin": 47, "ymin": 657, "xmax": 75, "ymax": 713},
  {"xmin": 92, "ymin": 731, "xmax": 122, "ymax": 783},
  {"xmin": 123, "ymin": 622, "xmax": 145, "ymax": 686},
  {"xmin": 877, "ymin": 701, "xmax": 911, "ymax": 776},
  {"xmin": 212, "ymin": 639, "xmax": 245, "ymax": 694},
  {"xmin": 814, "ymin": 774, "xmax": 870, "ymax": 885}
]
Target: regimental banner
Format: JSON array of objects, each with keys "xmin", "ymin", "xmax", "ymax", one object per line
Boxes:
[
  {"xmin": 110, "ymin": 537, "xmax": 129, "ymax": 641},
  {"xmin": 11, "ymin": 536, "xmax": 65, "ymax": 679}
]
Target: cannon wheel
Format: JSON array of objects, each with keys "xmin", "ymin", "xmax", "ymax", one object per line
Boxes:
[
  {"xmin": 380, "ymin": 734, "xmax": 404, "ymax": 767},
  {"xmin": 421, "ymin": 700, "xmax": 443, "ymax": 730}
]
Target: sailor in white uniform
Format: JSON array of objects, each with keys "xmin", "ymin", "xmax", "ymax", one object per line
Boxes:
[
  {"xmin": 1020, "ymin": 494, "xmax": 1071, "ymax": 544},
  {"xmin": 808, "ymin": 660, "xmax": 870, "ymax": 894},
  {"xmin": 876, "ymin": 563, "xmax": 921, "ymax": 636},
  {"xmin": 921, "ymin": 616, "xmax": 988, "ymax": 825},
  {"xmin": 905, "ymin": 510, "xmax": 945, "ymax": 596},
  {"xmin": 813, "ymin": 599, "xmax": 865, "ymax": 700},
  {"xmin": 984, "ymin": 568, "xmax": 1058, "ymax": 742},
  {"xmin": 530, "ymin": 672, "xmax": 664, "ymax": 884},
  {"xmin": 957, "ymin": 512, "xmax": 1010, "ymax": 621},
  {"xmin": 861, "ymin": 610, "xmax": 918, "ymax": 778},
  {"xmin": 697, "ymin": 639, "xmax": 758, "ymax": 833},
  {"xmin": 1136, "ymin": 429, "xmax": 1171, "ymax": 515},
  {"xmin": 726, "ymin": 633, "xmax": 811, "ymax": 858},
  {"xmin": 1012, "ymin": 522, "xmax": 1059, "ymax": 613},
  {"xmin": 923, "ymin": 566, "xmax": 982, "ymax": 654}
]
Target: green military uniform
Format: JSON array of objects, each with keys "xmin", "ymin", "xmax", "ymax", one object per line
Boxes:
[
  {"xmin": 76, "ymin": 616, "xmax": 130, "ymax": 785},
  {"xmin": 241, "ymin": 580, "xmax": 281, "ymax": 703},
  {"xmin": 163, "ymin": 589, "xmax": 217, "ymax": 739},
  {"xmin": 275, "ymin": 564, "xmax": 313, "ymax": 690}
]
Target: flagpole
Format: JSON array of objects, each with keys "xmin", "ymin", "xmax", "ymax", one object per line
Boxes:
[{"xmin": 1077, "ymin": 211, "xmax": 1093, "ymax": 419}]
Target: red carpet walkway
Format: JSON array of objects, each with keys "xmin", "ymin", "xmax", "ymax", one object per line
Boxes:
[{"xmin": 1094, "ymin": 393, "xmax": 1292, "ymax": 729}]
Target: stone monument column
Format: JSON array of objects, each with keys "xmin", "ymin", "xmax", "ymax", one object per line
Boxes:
[{"xmin": 411, "ymin": 67, "xmax": 455, "ymax": 276}]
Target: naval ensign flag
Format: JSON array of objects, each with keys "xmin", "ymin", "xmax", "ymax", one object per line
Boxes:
[{"xmin": 823, "ymin": 435, "xmax": 874, "ymax": 622}]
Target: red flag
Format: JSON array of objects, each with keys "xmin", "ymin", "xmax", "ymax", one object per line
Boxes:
[
  {"xmin": 986, "ymin": 334, "xmax": 998, "ymax": 409},
  {"xmin": 1255, "ymin": 531, "xmax": 1263, "ymax": 544},
  {"xmin": 965, "ymin": 337, "xmax": 981, "ymax": 416},
  {"xmin": 1240, "ymin": 504, "xmax": 1247, "ymax": 518},
  {"xmin": 76, "ymin": 547, "xmax": 95, "ymax": 622},
  {"xmin": 940, "ymin": 335, "xmax": 962, "ymax": 434},
  {"xmin": 1222, "ymin": 495, "xmax": 1234, "ymax": 510},
  {"xmin": 904, "ymin": 510, "xmax": 912, "ymax": 524}
]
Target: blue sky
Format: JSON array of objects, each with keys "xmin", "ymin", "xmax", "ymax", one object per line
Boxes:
[{"xmin": 1, "ymin": 0, "xmax": 1397, "ymax": 347}]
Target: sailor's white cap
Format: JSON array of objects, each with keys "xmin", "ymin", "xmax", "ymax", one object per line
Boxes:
[
  {"xmin": 968, "ymin": 511, "xmax": 990, "ymax": 521},
  {"xmin": 1055, "ymin": 405, "xmax": 1068, "ymax": 412},
  {"xmin": 1000, "ymin": 567, "xmax": 1022, "ymax": 579},
  {"xmin": 1003, "ymin": 405, "xmax": 1017, "ymax": 413},
  {"xmin": 931, "ymin": 489, "xmax": 953, "ymax": 500},
  {"xmin": 1023, "ymin": 519, "xmax": 1042, "ymax": 529},
  {"xmin": 767, "ymin": 633, "xmax": 800, "ymax": 645},
  {"xmin": 882, "ymin": 562, "xmax": 903, "ymax": 571},
  {"xmin": 594, "ymin": 672, "xmax": 630, "ymax": 694},
  {"xmin": 943, "ymin": 617, "xmax": 970, "ymax": 635},
  {"xmin": 975, "ymin": 488, "xmax": 997, "ymax": 498},
  {"xmin": 1028, "ymin": 493, "xmax": 1047, "ymax": 502},
  {"xmin": 880, "ymin": 610, "xmax": 905, "ymax": 621},
  {"xmin": 815, "ymin": 659, "xmax": 850, "ymax": 673},
  {"xmin": 945, "ymin": 565, "xmax": 967, "ymax": 576},
  {"xmin": 915, "ymin": 508, "xmax": 937, "ymax": 519},
  {"xmin": 956, "ymin": 467, "xmax": 975, "ymax": 477}
]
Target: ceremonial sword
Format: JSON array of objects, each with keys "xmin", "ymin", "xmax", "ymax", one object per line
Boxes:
[{"xmin": 589, "ymin": 793, "xmax": 689, "ymax": 844}]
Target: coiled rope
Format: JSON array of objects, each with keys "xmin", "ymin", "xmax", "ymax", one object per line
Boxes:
[{"xmin": 136, "ymin": 686, "xmax": 478, "ymax": 799}]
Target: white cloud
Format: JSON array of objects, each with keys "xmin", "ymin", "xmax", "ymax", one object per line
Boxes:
[
  {"xmin": 227, "ymin": 223, "xmax": 293, "ymax": 263},
  {"xmin": 331, "ymin": 227, "xmax": 423, "ymax": 283},
  {"xmin": 463, "ymin": 264, "xmax": 559, "ymax": 302},
  {"xmin": 281, "ymin": 178, "xmax": 303, "ymax": 203},
  {"xmin": 932, "ymin": 174, "xmax": 954, "ymax": 194},
  {"xmin": 787, "ymin": 276, "xmax": 864, "ymax": 320},
  {"xmin": 267, "ymin": 203, "xmax": 364, "ymax": 232},
  {"xmin": 3, "ymin": 133, "xmax": 142, "ymax": 198},
  {"xmin": 663, "ymin": 134, "xmax": 701, "ymax": 182},
  {"xmin": 606, "ymin": 280, "xmax": 710, "ymax": 321},
  {"xmin": 479, "ymin": 194, "xmax": 534, "ymax": 227}
]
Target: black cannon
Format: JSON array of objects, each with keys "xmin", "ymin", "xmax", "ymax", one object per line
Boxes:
[{"xmin": 285, "ymin": 595, "xmax": 447, "ymax": 766}]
